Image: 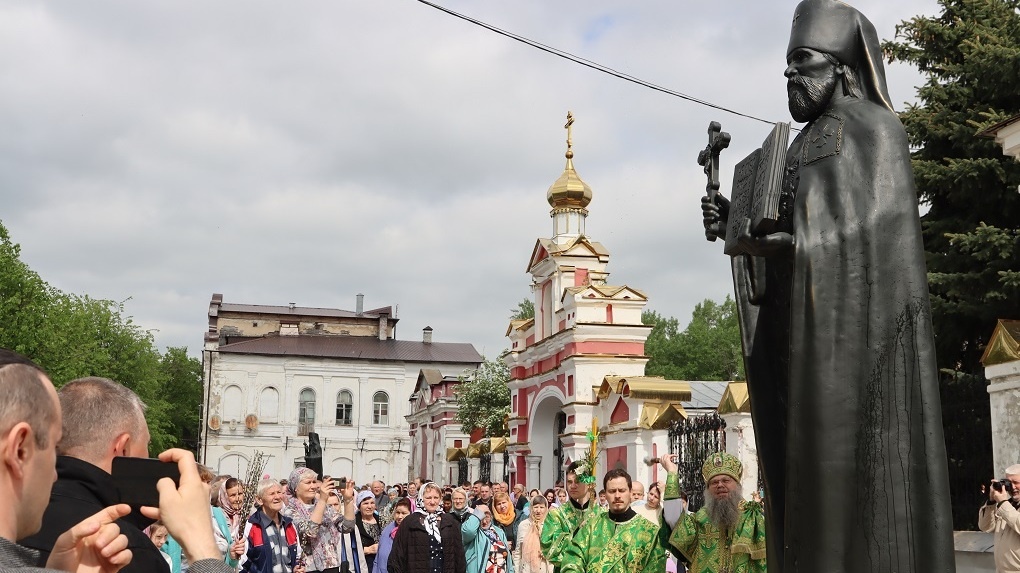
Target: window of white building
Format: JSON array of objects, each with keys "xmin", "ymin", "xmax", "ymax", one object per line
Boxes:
[
  {"xmin": 298, "ymin": 388, "xmax": 315, "ymax": 435},
  {"xmin": 336, "ymin": 390, "xmax": 353, "ymax": 426},
  {"xmin": 373, "ymin": 391, "xmax": 389, "ymax": 426},
  {"xmin": 260, "ymin": 387, "xmax": 280, "ymax": 423}
]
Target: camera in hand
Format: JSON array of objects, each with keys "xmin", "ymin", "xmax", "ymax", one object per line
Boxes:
[
  {"xmin": 993, "ymin": 478, "xmax": 1015, "ymax": 495},
  {"xmin": 336, "ymin": 477, "xmax": 347, "ymax": 491}
]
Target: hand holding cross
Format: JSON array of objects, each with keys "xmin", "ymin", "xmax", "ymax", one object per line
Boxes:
[{"xmin": 697, "ymin": 121, "xmax": 731, "ymax": 242}]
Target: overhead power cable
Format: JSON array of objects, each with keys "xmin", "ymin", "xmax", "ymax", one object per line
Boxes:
[{"xmin": 415, "ymin": 0, "xmax": 782, "ymax": 128}]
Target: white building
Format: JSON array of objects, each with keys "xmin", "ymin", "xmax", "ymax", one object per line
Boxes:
[{"xmin": 199, "ymin": 294, "xmax": 482, "ymax": 483}]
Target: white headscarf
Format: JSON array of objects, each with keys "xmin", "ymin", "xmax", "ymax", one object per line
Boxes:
[{"xmin": 415, "ymin": 482, "xmax": 444, "ymax": 542}]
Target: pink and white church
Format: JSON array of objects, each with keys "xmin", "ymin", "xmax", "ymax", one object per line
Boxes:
[{"xmin": 503, "ymin": 114, "xmax": 694, "ymax": 490}]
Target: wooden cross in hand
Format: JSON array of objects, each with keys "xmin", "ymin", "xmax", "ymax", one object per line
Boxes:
[{"xmin": 697, "ymin": 121, "xmax": 731, "ymax": 242}]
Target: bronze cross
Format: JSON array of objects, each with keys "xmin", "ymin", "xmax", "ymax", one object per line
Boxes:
[{"xmin": 697, "ymin": 121, "xmax": 731, "ymax": 242}]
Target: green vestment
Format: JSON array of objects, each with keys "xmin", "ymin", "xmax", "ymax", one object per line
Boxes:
[
  {"xmin": 669, "ymin": 502, "xmax": 766, "ymax": 573},
  {"xmin": 558, "ymin": 510, "xmax": 665, "ymax": 573},
  {"xmin": 540, "ymin": 500, "xmax": 603, "ymax": 568}
]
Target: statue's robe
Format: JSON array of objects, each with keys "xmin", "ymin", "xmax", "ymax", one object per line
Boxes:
[{"xmin": 737, "ymin": 95, "xmax": 956, "ymax": 572}]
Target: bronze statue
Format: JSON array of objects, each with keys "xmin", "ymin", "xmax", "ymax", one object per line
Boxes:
[{"xmin": 700, "ymin": 1, "xmax": 956, "ymax": 571}]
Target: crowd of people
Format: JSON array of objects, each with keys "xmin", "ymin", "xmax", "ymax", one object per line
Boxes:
[{"xmin": 0, "ymin": 346, "xmax": 770, "ymax": 573}]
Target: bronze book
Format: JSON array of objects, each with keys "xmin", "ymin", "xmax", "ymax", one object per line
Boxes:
[{"xmin": 723, "ymin": 122, "xmax": 790, "ymax": 256}]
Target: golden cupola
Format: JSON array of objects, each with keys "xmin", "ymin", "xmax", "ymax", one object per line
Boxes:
[
  {"xmin": 547, "ymin": 112, "xmax": 591, "ymax": 241},
  {"xmin": 547, "ymin": 111, "xmax": 593, "ymax": 211}
]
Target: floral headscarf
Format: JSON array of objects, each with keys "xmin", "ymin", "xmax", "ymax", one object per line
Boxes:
[
  {"xmin": 415, "ymin": 482, "xmax": 444, "ymax": 542},
  {"xmin": 217, "ymin": 480, "xmax": 240, "ymax": 520},
  {"xmin": 287, "ymin": 467, "xmax": 317, "ymax": 498}
]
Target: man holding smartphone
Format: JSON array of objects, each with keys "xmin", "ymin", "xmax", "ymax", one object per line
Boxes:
[
  {"xmin": 0, "ymin": 347, "xmax": 234, "ymax": 573},
  {"xmin": 20, "ymin": 376, "xmax": 169, "ymax": 572},
  {"xmin": 979, "ymin": 465, "xmax": 1020, "ymax": 572}
]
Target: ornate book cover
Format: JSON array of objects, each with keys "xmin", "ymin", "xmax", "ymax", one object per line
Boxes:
[
  {"xmin": 722, "ymin": 122, "xmax": 790, "ymax": 256},
  {"xmin": 724, "ymin": 149, "xmax": 761, "ymax": 256}
]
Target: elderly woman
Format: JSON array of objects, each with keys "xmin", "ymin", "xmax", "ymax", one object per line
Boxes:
[
  {"xmin": 448, "ymin": 487, "xmax": 485, "ymax": 573},
  {"xmin": 355, "ymin": 490, "xmax": 382, "ymax": 570},
  {"xmin": 282, "ymin": 468, "xmax": 342, "ymax": 573},
  {"xmin": 240, "ymin": 479, "xmax": 303, "ymax": 573},
  {"xmin": 389, "ymin": 482, "xmax": 466, "ymax": 573},
  {"xmin": 475, "ymin": 505, "xmax": 513, "ymax": 573},
  {"xmin": 489, "ymin": 492, "xmax": 524, "ymax": 551},
  {"xmin": 512, "ymin": 496, "xmax": 550, "ymax": 573},
  {"xmin": 373, "ymin": 498, "xmax": 412, "ymax": 573},
  {"xmin": 216, "ymin": 477, "xmax": 245, "ymax": 568}
]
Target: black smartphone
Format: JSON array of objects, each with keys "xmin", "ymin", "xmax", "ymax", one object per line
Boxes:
[{"xmin": 111, "ymin": 456, "xmax": 181, "ymax": 508}]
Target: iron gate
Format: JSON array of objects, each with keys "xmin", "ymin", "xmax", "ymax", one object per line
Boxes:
[
  {"xmin": 668, "ymin": 413, "xmax": 726, "ymax": 511},
  {"xmin": 555, "ymin": 412, "xmax": 567, "ymax": 486},
  {"xmin": 480, "ymin": 453, "xmax": 491, "ymax": 483},
  {"xmin": 458, "ymin": 458, "xmax": 469, "ymax": 486}
]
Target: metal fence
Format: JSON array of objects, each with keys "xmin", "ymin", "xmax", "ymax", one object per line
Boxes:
[
  {"xmin": 668, "ymin": 413, "xmax": 727, "ymax": 511},
  {"xmin": 480, "ymin": 453, "xmax": 491, "ymax": 483},
  {"xmin": 940, "ymin": 373, "xmax": 993, "ymax": 530},
  {"xmin": 458, "ymin": 458, "xmax": 469, "ymax": 486}
]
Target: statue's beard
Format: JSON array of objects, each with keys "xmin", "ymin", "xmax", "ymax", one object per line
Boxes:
[
  {"xmin": 703, "ymin": 484, "xmax": 743, "ymax": 530},
  {"xmin": 788, "ymin": 71, "xmax": 837, "ymax": 123}
]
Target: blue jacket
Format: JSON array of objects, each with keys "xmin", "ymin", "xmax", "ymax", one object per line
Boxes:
[
  {"xmin": 372, "ymin": 521, "xmax": 398, "ymax": 573},
  {"xmin": 239, "ymin": 509, "xmax": 300, "ymax": 573},
  {"xmin": 459, "ymin": 513, "xmax": 514, "ymax": 573}
]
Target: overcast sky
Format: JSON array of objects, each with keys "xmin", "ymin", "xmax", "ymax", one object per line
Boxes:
[{"xmin": 1, "ymin": 0, "xmax": 939, "ymax": 360}]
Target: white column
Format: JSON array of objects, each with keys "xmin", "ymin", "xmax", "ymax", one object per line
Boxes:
[
  {"xmin": 468, "ymin": 459, "xmax": 481, "ymax": 483},
  {"xmin": 721, "ymin": 411, "xmax": 759, "ymax": 499},
  {"xmin": 490, "ymin": 455, "xmax": 505, "ymax": 484},
  {"xmin": 986, "ymin": 359, "xmax": 1020, "ymax": 474},
  {"xmin": 526, "ymin": 455, "xmax": 542, "ymax": 488}
]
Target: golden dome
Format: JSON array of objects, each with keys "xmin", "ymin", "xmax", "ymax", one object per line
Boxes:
[{"xmin": 547, "ymin": 112, "xmax": 592, "ymax": 210}]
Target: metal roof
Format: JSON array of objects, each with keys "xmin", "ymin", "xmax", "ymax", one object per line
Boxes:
[
  {"xmin": 218, "ymin": 303, "xmax": 394, "ymax": 319},
  {"xmin": 217, "ymin": 335, "xmax": 482, "ymax": 364},
  {"xmin": 686, "ymin": 380, "xmax": 730, "ymax": 410}
]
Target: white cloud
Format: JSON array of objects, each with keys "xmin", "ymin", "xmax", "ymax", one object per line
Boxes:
[{"xmin": 0, "ymin": 0, "xmax": 939, "ymax": 361}]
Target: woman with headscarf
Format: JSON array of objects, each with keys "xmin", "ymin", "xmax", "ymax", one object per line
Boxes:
[
  {"xmin": 511, "ymin": 496, "xmax": 550, "ymax": 573},
  {"xmin": 555, "ymin": 489, "xmax": 567, "ymax": 507},
  {"xmin": 388, "ymin": 482, "xmax": 466, "ymax": 573},
  {"xmin": 489, "ymin": 492, "xmax": 524, "ymax": 551},
  {"xmin": 355, "ymin": 490, "xmax": 382, "ymax": 570},
  {"xmin": 215, "ymin": 477, "xmax": 245, "ymax": 568},
  {"xmin": 379, "ymin": 487, "xmax": 401, "ymax": 527},
  {"xmin": 449, "ymin": 487, "xmax": 484, "ymax": 573},
  {"xmin": 475, "ymin": 505, "xmax": 513, "ymax": 573},
  {"xmin": 373, "ymin": 498, "xmax": 412, "ymax": 573},
  {"xmin": 282, "ymin": 467, "xmax": 342, "ymax": 573}
]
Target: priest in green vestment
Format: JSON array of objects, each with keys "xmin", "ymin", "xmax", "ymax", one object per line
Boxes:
[
  {"xmin": 540, "ymin": 461, "xmax": 604, "ymax": 570},
  {"xmin": 558, "ymin": 468, "xmax": 665, "ymax": 573},
  {"xmin": 662, "ymin": 452, "xmax": 766, "ymax": 573}
]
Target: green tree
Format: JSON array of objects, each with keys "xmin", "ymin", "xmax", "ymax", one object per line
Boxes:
[
  {"xmin": 455, "ymin": 356, "xmax": 511, "ymax": 437},
  {"xmin": 642, "ymin": 296, "xmax": 744, "ymax": 381},
  {"xmin": 883, "ymin": 0, "xmax": 1020, "ymax": 529},
  {"xmin": 510, "ymin": 298, "xmax": 534, "ymax": 320},
  {"xmin": 0, "ymin": 220, "xmax": 195, "ymax": 453},
  {"xmin": 156, "ymin": 347, "xmax": 204, "ymax": 451}
]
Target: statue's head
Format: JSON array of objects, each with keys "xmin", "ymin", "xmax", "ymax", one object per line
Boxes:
[{"xmin": 786, "ymin": 0, "xmax": 893, "ymax": 121}]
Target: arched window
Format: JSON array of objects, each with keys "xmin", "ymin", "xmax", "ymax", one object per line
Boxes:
[
  {"xmin": 223, "ymin": 385, "xmax": 243, "ymax": 422},
  {"xmin": 260, "ymin": 387, "xmax": 280, "ymax": 423},
  {"xmin": 298, "ymin": 388, "xmax": 315, "ymax": 436},
  {"xmin": 336, "ymin": 390, "xmax": 353, "ymax": 426},
  {"xmin": 373, "ymin": 391, "xmax": 389, "ymax": 426}
]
